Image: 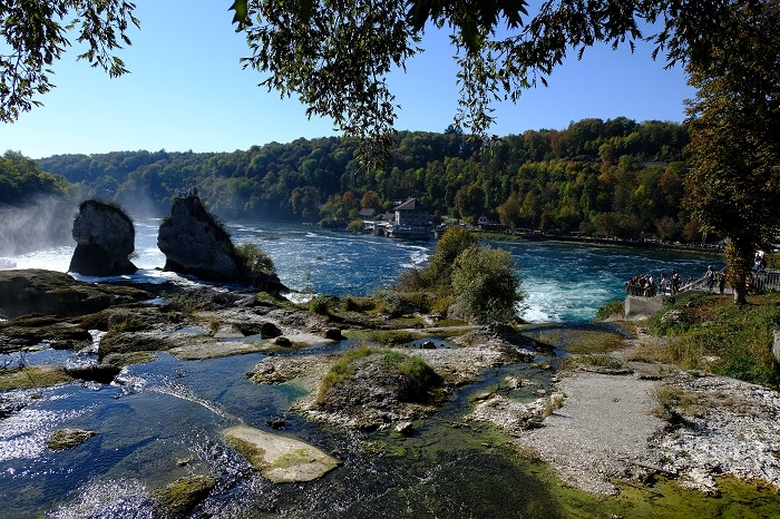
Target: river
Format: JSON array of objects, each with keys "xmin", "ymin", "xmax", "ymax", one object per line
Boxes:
[
  {"xmin": 1, "ymin": 219, "xmax": 737, "ymax": 519},
  {"xmin": 4, "ymin": 218, "xmax": 719, "ymax": 323}
]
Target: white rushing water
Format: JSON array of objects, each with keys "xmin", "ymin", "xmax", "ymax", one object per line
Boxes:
[{"xmin": 0, "ymin": 217, "xmax": 719, "ymax": 323}]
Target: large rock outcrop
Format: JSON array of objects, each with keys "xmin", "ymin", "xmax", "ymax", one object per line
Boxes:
[
  {"xmin": 0, "ymin": 269, "xmax": 152, "ymax": 320},
  {"xmin": 157, "ymin": 195, "xmax": 242, "ymax": 281},
  {"xmin": 69, "ymin": 200, "xmax": 138, "ymax": 276}
]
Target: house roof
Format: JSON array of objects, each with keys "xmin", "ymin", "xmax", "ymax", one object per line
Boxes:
[
  {"xmin": 394, "ymin": 198, "xmax": 425, "ymax": 211},
  {"xmin": 358, "ymin": 208, "xmax": 377, "ymax": 218}
]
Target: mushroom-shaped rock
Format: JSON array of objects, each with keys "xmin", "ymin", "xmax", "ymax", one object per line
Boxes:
[
  {"xmin": 69, "ymin": 200, "xmax": 138, "ymax": 276},
  {"xmin": 157, "ymin": 195, "xmax": 241, "ymax": 281},
  {"xmin": 222, "ymin": 425, "xmax": 339, "ymax": 483}
]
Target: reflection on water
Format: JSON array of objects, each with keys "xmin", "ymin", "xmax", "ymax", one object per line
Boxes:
[{"xmin": 0, "ymin": 220, "xmax": 737, "ymax": 518}]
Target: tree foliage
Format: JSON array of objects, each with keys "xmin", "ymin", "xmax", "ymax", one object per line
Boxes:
[
  {"xmin": 683, "ymin": 0, "xmax": 780, "ymax": 303},
  {"xmin": 227, "ymin": 0, "xmax": 768, "ymax": 164},
  {"xmin": 0, "ymin": 151, "xmax": 71, "ymax": 205},
  {"xmin": 35, "ymin": 118, "xmax": 694, "ymax": 241},
  {"xmin": 0, "ymin": 0, "xmax": 139, "ymax": 121}
]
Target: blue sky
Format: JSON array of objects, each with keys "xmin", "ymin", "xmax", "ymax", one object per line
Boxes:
[{"xmin": 0, "ymin": 1, "xmax": 694, "ymax": 159}]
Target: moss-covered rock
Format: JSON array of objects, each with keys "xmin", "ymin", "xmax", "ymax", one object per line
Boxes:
[
  {"xmin": 0, "ymin": 365, "xmax": 73, "ymax": 391},
  {"xmin": 48, "ymin": 428, "xmax": 96, "ymax": 451},
  {"xmin": 222, "ymin": 425, "xmax": 339, "ymax": 483},
  {"xmin": 313, "ymin": 347, "xmax": 445, "ymax": 430},
  {"xmin": 97, "ymin": 331, "xmax": 171, "ymax": 360},
  {"xmin": 153, "ymin": 474, "xmax": 216, "ymax": 518}
]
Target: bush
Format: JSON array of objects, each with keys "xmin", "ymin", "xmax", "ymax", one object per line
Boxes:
[
  {"xmin": 234, "ymin": 242, "xmax": 275, "ymax": 274},
  {"xmin": 450, "ymin": 245, "xmax": 523, "ymax": 324},
  {"xmin": 594, "ymin": 299, "xmax": 624, "ymax": 321},
  {"xmin": 309, "ymin": 295, "xmax": 331, "ymax": 315}
]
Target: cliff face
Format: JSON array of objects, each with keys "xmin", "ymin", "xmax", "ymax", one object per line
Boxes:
[
  {"xmin": 157, "ymin": 195, "xmax": 241, "ymax": 281},
  {"xmin": 69, "ymin": 200, "xmax": 137, "ymax": 276}
]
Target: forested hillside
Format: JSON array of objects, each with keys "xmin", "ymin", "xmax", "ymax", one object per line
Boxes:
[{"xmin": 33, "ymin": 117, "xmax": 698, "ymax": 242}]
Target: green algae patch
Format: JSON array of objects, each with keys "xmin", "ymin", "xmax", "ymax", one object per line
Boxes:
[
  {"xmin": 0, "ymin": 364, "xmax": 73, "ymax": 390},
  {"xmin": 222, "ymin": 425, "xmax": 339, "ymax": 483},
  {"xmin": 545, "ymin": 473, "xmax": 780, "ymax": 519},
  {"xmin": 529, "ymin": 326, "xmax": 628, "ymax": 355},
  {"xmin": 153, "ymin": 474, "xmax": 216, "ymax": 518}
]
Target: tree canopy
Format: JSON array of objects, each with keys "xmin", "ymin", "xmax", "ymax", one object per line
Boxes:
[
  {"xmin": 227, "ymin": 0, "xmax": 768, "ymax": 163},
  {"xmin": 682, "ymin": 0, "xmax": 780, "ymax": 303},
  {"xmin": 1, "ymin": 1, "xmax": 772, "ymax": 164},
  {"xmin": 0, "ymin": 1, "xmax": 138, "ymax": 122}
]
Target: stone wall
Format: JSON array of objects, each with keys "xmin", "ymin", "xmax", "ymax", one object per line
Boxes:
[{"xmin": 623, "ymin": 295, "xmax": 664, "ymax": 320}]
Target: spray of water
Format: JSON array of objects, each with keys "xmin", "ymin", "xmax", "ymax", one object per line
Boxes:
[{"xmin": 0, "ymin": 195, "xmax": 77, "ymax": 256}]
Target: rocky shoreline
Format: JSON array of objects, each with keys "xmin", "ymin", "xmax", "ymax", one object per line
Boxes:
[{"xmin": 2, "ymin": 268, "xmax": 780, "ymax": 504}]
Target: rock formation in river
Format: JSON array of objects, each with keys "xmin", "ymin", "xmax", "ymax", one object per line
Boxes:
[
  {"xmin": 69, "ymin": 200, "xmax": 138, "ymax": 276},
  {"xmin": 157, "ymin": 194, "xmax": 288, "ymax": 295},
  {"xmin": 157, "ymin": 194, "xmax": 242, "ymax": 282}
]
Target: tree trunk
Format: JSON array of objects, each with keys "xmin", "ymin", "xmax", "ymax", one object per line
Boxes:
[{"xmin": 724, "ymin": 238, "xmax": 754, "ymax": 305}]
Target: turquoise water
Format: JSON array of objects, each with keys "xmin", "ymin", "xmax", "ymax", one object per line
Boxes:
[{"xmin": 6, "ymin": 218, "xmax": 720, "ymax": 323}]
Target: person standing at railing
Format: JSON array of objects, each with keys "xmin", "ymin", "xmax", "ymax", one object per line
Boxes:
[
  {"xmin": 705, "ymin": 265, "xmax": 715, "ymax": 292},
  {"xmin": 671, "ymin": 270, "xmax": 681, "ymax": 295}
]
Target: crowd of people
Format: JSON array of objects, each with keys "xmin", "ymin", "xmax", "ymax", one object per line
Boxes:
[{"xmin": 626, "ymin": 266, "xmax": 728, "ymax": 297}]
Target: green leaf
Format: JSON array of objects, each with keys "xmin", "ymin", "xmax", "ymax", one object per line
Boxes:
[{"xmin": 229, "ymin": 0, "xmax": 249, "ymax": 27}]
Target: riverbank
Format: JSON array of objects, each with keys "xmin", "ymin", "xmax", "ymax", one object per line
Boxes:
[
  {"xmin": 476, "ymin": 229, "xmax": 725, "ymax": 256},
  {"xmin": 2, "ymin": 269, "xmax": 780, "ymax": 517},
  {"xmin": 511, "ymin": 333, "xmax": 780, "ymax": 496}
]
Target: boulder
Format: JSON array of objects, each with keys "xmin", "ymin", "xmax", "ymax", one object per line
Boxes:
[
  {"xmin": 323, "ymin": 328, "xmax": 343, "ymax": 341},
  {"xmin": 69, "ymin": 200, "xmax": 138, "ymax": 276},
  {"xmin": 222, "ymin": 425, "xmax": 339, "ymax": 483},
  {"xmin": 157, "ymin": 195, "xmax": 242, "ymax": 281},
  {"xmin": 65, "ymin": 363, "xmax": 122, "ymax": 384}
]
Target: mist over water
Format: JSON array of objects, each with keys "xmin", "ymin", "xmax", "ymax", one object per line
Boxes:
[
  {"xmin": 0, "ymin": 196, "xmax": 76, "ymax": 257},
  {"xmin": 2, "ymin": 217, "xmax": 719, "ymax": 323}
]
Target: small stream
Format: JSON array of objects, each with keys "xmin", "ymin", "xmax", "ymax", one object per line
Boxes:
[{"xmin": 0, "ymin": 332, "xmax": 563, "ymax": 519}]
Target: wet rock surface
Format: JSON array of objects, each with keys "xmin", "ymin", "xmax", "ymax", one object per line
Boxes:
[
  {"xmin": 0, "ymin": 269, "xmax": 152, "ymax": 320},
  {"xmin": 222, "ymin": 425, "xmax": 340, "ymax": 483},
  {"xmin": 47, "ymin": 428, "xmax": 97, "ymax": 451}
]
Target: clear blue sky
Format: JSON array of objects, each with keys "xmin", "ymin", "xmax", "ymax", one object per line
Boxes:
[{"xmin": 0, "ymin": 1, "xmax": 694, "ymax": 159}]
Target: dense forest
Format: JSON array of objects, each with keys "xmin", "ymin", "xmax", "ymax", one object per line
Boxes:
[{"xmin": 3, "ymin": 117, "xmax": 702, "ymax": 253}]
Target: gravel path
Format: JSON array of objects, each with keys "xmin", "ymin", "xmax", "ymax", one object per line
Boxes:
[{"xmin": 517, "ymin": 370, "xmax": 665, "ymax": 494}]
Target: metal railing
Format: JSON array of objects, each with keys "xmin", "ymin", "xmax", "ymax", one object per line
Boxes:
[{"xmin": 674, "ymin": 269, "xmax": 780, "ymax": 296}]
